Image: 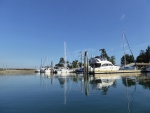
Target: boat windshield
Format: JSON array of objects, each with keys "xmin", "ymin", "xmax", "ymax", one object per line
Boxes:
[
  {"xmin": 102, "ymin": 64, "xmax": 113, "ymax": 66},
  {"xmin": 95, "ymin": 63, "xmax": 101, "ymax": 67}
]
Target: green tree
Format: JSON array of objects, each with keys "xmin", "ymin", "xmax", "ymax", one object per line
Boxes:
[
  {"xmin": 99, "ymin": 49, "xmax": 110, "ymax": 60},
  {"xmin": 99, "ymin": 49, "xmax": 117, "ymax": 64},
  {"xmin": 121, "ymin": 54, "xmax": 134, "ymax": 65},
  {"xmin": 136, "ymin": 50, "xmax": 146, "ymax": 63},
  {"xmin": 145, "ymin": 46, "xmax": 150, "ymax": 62},
  {"xmin": 109, "ymin": 56, "xmax": 116, "ymax": 65},
  {"xmin": 136, "ymin": 46, "xmax": 150, "ymax": 63},
  {"xmin": 55, "ymin": 57, "xmax": 65, "ymax": 67},
  {"xmin": 72, "ymin": 60, "xmax": 78, "ymax": 68}
]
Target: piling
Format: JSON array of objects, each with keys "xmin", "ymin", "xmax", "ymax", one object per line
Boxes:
[
  {"xmin": 51, "ymin": 61, "xmax": 54, "ymax": 74},
  {"xmin": 84, "ymin": 51, "xmax": 89, "ymax": 96},
  {"xmin": 84, "ymin": 51, "xmax": 89, "ymax": 74}
]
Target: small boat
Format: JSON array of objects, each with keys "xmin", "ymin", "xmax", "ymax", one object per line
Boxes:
[
  {"xmin": 119, "ymin": 65, "xmax": 136, "ymax": 70},
  {"xmin": 44, "ymin": 68, "xmax": 51, "ymax": 73},
  {"xmin": 55, "ymin": 67, "xmax": 70, "ymax": 74},
  {"xmin": 119, "ymin": 31, "xmax": 138, "ymax": 71},
  {"xmin": 35, "ymin": 69, "xmax": 40, "ymax": 73},
  {"xmin": 146, "ymin": 67, "xmax": 150, "ymax": 72},
  {"xmin": 75, "ymin": 68, "xmax": 84, "ymax": 74},
  {"xmin": 40, "ymin": 67, "xmax": 46, "ymax": 73},
  {"xmin": 56, "ymin": 42, "xmax": 70, "ymax": 75}
]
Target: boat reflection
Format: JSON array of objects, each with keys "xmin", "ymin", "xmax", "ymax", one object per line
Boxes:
[
  {"xmin": 121, "ymin": 74, "xmax": 140, "ymax": 113},
  {"xmin": 89, "ymin": 74, "xmax": 120, "ymax": 95},
  {"xmin": 57, "ymin": 76, "xmax": 70, "ymax": 104},
  {"xmin": 39, "ymin": 72, "xmax": 150, "ymax": 98},
  {"xmin": 58, "ymin": 76, "xmax": 69, "ymax": 88}
]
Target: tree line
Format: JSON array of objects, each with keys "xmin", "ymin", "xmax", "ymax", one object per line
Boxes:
[
  {"xmin": 55, "ymin": 45, "xmax": 150, "ymax": 68},
  {"xmin": 121, "ymin": 45, "xmax": 150, "ymax": 65}
]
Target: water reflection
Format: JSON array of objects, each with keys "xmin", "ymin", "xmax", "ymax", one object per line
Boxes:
[
  {"xmin": 38, "ymin": 73, "xmax": 150, "ymax": 96},
  {"xmin": 121, "ymin": 73, "xmax": 150, "ymax": 89},
  {"xmin": 138, "ymin": 73, "xmax": 150, "ymax": 89},
  {"xmin": 121, "ymin": 73, "xmax": 139, "ymax": 87},
  {"xmin": 121, "ymin": 74, "xmax": 139, "ymax": 113},
  {"xmin": 1, "ymin": 72, "xmax": 150, "ymax": 113},
  {"xmin": 90, "ymin": 74, "xmax": 120, "ymax": 95}
]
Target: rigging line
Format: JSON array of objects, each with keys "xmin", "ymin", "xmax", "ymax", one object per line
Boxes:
[
  {"xmin": 122, "ymin": 32, "xmax": 126, "ymax": 66},
  {"xmin": 124, "ymin": 33, "xmax": 137, "ymax": 67},
  {"xmin": 124, "ymin": 33, "xmax": 134, "ymax": 58}
]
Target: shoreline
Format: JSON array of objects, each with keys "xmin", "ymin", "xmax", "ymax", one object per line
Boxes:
[{"xmin": 0, "ymin": 69, "xmax": 35, "ymax": 75}]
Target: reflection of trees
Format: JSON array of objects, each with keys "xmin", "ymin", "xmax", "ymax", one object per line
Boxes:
[
  {"xmin": 122, "ymin": 74, "xmax": 150, "ymax": 89},
  {"xmin": 138, "ymin": 75, "xmax": 150, "ymax": 89},
  {"xmin": 72, "ymin": 77, "xmax": 78, "ymax": 83},
  {"xmin": 101, "ymin": 86, "xmax": 109, "ymax": 95},
  {"xmin": 139, "ymin": 80, "xmax": 150, "ymax": 89},
  {"xmin": 58, "ymin": 77, "xmax": 69, "ymax": 88},
  {"xmin": 112, "ymin": 80, "xmax": 117, "ymax": 88},
  {"xmin": 122, "ymin": 77, "xmax": 136, "ymax": 87}
]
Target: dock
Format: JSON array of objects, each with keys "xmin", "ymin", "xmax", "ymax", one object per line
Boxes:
[{"xmin": 89, "ymin": 69, "xmax": 142, "ymax": 74}]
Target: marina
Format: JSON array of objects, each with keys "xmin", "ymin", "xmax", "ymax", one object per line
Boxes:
[
  {"xmin": 0, "ymin": 1, "xmax": 150, "ymax": 113},
  {"xmin": 0, "ymin": 72, "xmax": 150, "ymax": 113}
]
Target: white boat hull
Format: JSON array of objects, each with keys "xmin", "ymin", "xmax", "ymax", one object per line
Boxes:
[
  {"xmin": 40, "ymin": 68, "xmax": 45, "ymax": 73},
  {"xmin": 146, "ymin": 67, "xmax": 150, "ymax": 72},
  {"xmin": 90, "ymin": 66, "xmax": 120, "ymax": 74},
  {"xmin": 44, "ymin": 68, "xmax": 51, "ymax": 73},
  {"xmin": 35, "ymin": 69, "xmax": 40, "ymax": 73}
]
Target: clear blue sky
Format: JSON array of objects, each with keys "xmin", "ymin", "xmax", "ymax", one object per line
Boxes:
[{"xmin": 0, "ymin": 0, "xmax": 150, "ymax": 68}]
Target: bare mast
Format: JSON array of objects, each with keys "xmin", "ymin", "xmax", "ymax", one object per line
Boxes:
[
  {"xmin": 64, "ymin": 42, "xmax": 67, "ymax": 69},
  {"xmin": 122, "ymin": 31, "xmax": 126, "ymax": 66}
]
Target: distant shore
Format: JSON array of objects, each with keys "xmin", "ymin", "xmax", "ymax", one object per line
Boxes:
[{"xmin": 0, "ymin": 68, "xmax": 35, "ymax": 75}]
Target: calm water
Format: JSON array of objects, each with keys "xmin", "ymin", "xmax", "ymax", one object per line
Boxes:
[{"xmin": 0, "ymin": 72, "xmax": 150, "ymax": 113}]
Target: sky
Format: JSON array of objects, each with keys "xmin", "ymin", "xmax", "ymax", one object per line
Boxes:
[{"xmin": 0, "ymin": 0, "xmax": 150, "ymax": 68}]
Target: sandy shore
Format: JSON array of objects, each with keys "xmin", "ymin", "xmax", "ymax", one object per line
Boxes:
[{"xmin": 0, "ymin": 69, "xmax": 35, "ymax": 75}]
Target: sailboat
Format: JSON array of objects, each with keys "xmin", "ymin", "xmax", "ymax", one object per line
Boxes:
[
  {"xmin": 119, "ymin": 31, "xmax": 137, "ymax": 71},
  {"xmin": 56, "ymin": 42, "xmax": 70, "ymax": 75}
]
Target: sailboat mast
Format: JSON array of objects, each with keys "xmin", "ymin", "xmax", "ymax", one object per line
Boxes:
[
  {"xmin": 80, "ymin": 51, "xmax": 83, "ymax": 68},
  {"xmin": 64, "ymin": 42, "xmax": 67, "ymax": 69},
  {"xmin": 122, "ymin": 31, "xmax": 126, "ymax": 66}
]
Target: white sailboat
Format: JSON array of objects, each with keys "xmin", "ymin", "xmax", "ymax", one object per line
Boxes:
[
  {"xmin": 44, "ymin": 67, "xmax": 51, "ymax": 73},
  {"xmin": 35, "ymin": 68, "xmax": 40, "ymax": 73},
  {"xmin": 119, "ymin": 31, "xmax": 137, "ymax": 70},
  {"xmin": 56, "ymin": 42, "xmax": 70, "ymax": 75}
]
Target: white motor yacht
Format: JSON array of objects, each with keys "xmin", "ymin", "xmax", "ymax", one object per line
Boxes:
[{"xmin": 89, "ymin": 56, "xmax": 120, "ymax": 74}]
